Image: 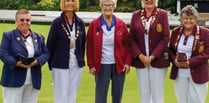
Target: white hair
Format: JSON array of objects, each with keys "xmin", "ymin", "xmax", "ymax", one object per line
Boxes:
[
  {"xmin": 100, "ymin": 0, "xmax": 117, "ymax": 8},
  {"xmin": 141, "ymin": 0, "xmax": 159, "ymax": 8}
]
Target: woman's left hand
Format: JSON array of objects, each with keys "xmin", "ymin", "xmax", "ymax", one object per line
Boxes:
[
  {"xmin": 30, "ymin": 59, "xmax": 39, "ymax": 67},
  {"xmin": 179, "ymin": 61, "xmax": 190, "ymax": 68},
  {"xmin": 123, "ymin": 64, "xmax": 130, "ymax": 74}
]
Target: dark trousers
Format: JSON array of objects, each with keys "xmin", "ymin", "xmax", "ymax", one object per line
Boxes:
[{"xmin": 95, "ymin": 64, "xmax": 125, "ymax": 103}]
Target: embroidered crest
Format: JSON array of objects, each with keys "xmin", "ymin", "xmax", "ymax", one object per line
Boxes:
[
  {"xmin": 156, "ymin": 23, "xmax": 162, "ymax": 32},
  {"xmin": 198, "ymin": 41, "xmax": 204, "ymax": 53},
  {"xmin": 198, "ymin": 44, "xmax": 204, "ymax": 53}
]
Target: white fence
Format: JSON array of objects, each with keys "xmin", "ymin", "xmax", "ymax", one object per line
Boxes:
[{"xmin": 1, "ymin": 10, "xmax": 208, "ymax": 27}]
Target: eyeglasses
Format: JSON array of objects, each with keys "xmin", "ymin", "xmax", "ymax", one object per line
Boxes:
[
  {"xmin": 19, "ymin": 19, "xmax": 30, "ymax": 22},
  {"xmin": 103, "ymin": 4, "xmax": 113, "ymax": 8}
]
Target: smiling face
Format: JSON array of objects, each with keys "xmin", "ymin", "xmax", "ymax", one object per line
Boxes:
[
  {"xmin": 181, "ymin": 14, "xmax": 197, "ymax": 30},
  {"xmin": 64, "ymin": 0, "xmax": 75, "ymax": 12},
  {"xmin": 101, "ymin": 0, "xmax": 115, "ymax": 17},
  {"xmin": 15, "ymin": 12, "xmax": 31, "ymax": 34},
  {"xmin": 60, "ymin": 0, "xmax": 79, "ymax": 12},
  {"xmin": 180, "ymin": 5, "xmax": 198, "ymax": 30}
]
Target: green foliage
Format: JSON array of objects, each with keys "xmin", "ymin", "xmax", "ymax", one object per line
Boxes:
[
  {"xmin": 37, "ymin": 0, "xmax": 59, "ymax": 10},
  {"xmin": 5, "ymin": 0, "xmax": 35, "ymax": 9},
  {"xmin": 158, "ymin": 0, "xmax": 177, "ymax": 14},
  {"xmin": 116, "ymin": 0, "xmax": 141, "ymax": 12},
  {"xmin": 0, "ymin": 0, "xmax": 177, "ymax": 14}
]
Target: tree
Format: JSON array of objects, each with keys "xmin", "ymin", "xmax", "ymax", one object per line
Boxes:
[
  {"xmin": 37, "ymin": 0, "xmax": 59, "ymax": 10},
  {"xmin": 0, "ymin": 0, "xmax": 177, "ymax": 14}
]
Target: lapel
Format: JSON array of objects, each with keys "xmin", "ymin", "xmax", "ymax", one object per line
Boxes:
[
  {"xmin": 140, "ymin": 8, "xmax": 159, "ymax": 35},
  {"xmin": 95, "ymin": 16, "xmax": 103, "ymax": 40},
  {"xmin": 96, "ymin": 15, "xmax": 120, "ymax": 42},
  {"xmin": 14, "ymin": 29, "xmax": 27, "ymax": 50},
  {"xmin": 14, "ymin": 29, "xmax": 39, "ymax": 56},
  {"xmin": 174, "ymin": 26, "xmax": 200, "ymax": 53},
  {"xmin": 61, "ymin": 13, "xmax": 81, "ymax": 46},
  {"xmin": 31, "ymin": 31, "xmax": 39, "ymax": 56}
]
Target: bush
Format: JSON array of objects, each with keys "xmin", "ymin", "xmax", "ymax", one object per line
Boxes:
[
  {"xmin": 5, "ymin": 0, "xmax": 34, "ymax": 9},
  {"xmin": 37, "ymin": 0, "xmax": 59, "ymax": 10}
]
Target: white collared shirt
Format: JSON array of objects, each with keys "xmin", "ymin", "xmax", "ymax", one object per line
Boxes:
[
  {"xmin": 177, "ymin": 34, "xmax": 194, "ymax": 77},
  {"xmin": 68, "ymin": 23, "xmax": 78, "ymax": 65},
  {"xmin": 144, "ymin": 17, "xmax": 152, "ymax": 56},
  {"xmin": 23, "ymin": 36, "xmax": 34, "ymax": 84}
]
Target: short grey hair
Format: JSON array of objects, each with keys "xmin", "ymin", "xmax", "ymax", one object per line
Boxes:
[
  {"xmin": 180, "ymin": 5, "xmax": 199, "ymax": 20},
  {"xmin": 15, "ymin": 9, "xmax": 30, "ymax": 20},
  {"xmin": 141, "ymin": 0, "xmax": 159, "ymax": 8},
  {"xmin": 100, "ymin": 0, "xmax": 117, "ymax": 8}
]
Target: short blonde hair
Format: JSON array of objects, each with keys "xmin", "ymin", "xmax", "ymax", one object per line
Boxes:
[
  {"xmin": 60, "ymin": 0, "xmax": 79, "ymax": 12},
  {"xmin": 15, "ymin": 9, "xmax": 31, "ymax": 20},
  {"xmin": 100, "ymin": 0, "xmax": 117, "ymax": 8},
  {"xmin": 141, "ymin": 0, "xmax": 159, "ymax": 8},
  {"xmin": 180, "ymin": 5, "xmax": 198, "ymax": 20}
]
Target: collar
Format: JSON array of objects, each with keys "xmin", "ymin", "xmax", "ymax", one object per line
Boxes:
[
  {"xmin": 63, "ymin": 13, "xmax": 75, "ymax": 31},
  {"xmin": 180, "ymin": 25, "xmax": 199, "ymax": 36},
  {"xmin": 175, "ymin": 25, "xmax": 200, "ymax": 51},
  {"xmin": 101, "ymin": 15, "xmax": 116, "ymax": 31},
  {"xmin": 18, "ymin": 30, "xmax": 32, "ymax": 39},
  {"xmin": 141, "ymin": 7, "xmax": 158, "ymax": 18}
]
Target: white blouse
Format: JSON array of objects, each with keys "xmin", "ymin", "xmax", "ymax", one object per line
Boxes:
[{"xmin": 177, "ymin": 34, "xmax": 194, "ymax": 77}]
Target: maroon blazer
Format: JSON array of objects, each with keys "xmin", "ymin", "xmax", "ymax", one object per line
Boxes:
[
  {"xmin": 128, "ymin": 8, "xmax": 170, "ymax": 68},
  {"xmin": 86, "ymin": 15, "xmax": 132, "ymax": 75},
  {"xmin": 169, "ymin": 25, "xmax": 209, "ymax": 84}
]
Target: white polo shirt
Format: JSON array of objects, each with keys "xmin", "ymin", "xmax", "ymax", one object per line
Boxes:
[{"xmin": 101, "ymin": 15, "xmax": 116, "ymax": 64}]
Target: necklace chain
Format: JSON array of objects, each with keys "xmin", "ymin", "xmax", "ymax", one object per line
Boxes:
[{"xmin": 61, "ymin": 23, "xmax": 79, "ymax": 40}]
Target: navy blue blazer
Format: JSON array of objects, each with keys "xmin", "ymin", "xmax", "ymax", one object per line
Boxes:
[
  {"xmin": 0, "ymin": 29, "xmax": 49, "ymax": 89},
  {"xmin": 47, "ymin": 12, "xmax": 86, "ymax": 70}
]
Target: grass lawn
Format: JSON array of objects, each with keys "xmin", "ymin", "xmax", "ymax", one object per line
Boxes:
[{"xmin": 0, "ymin": 23, "xmax": 209, "ymax": 103}]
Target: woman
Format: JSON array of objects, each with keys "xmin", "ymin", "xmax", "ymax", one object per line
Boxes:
[
  {"xmin": 169, "ymin": 5, "xmax": 209, "ymax": 103},
  {"xmin": 47, "ymin": 0, "xmax": 86, "ymax": 103},
  {"xmin": 86, "ymin": 0, "xmax": 131, "ymax": 103},
  {"xmin": 127, "ymin": 0, "xmax": 170, "ymax": 103},
  {"xmin": 0, "ymin": 9, "xmax": 49, "ymax": 103}
]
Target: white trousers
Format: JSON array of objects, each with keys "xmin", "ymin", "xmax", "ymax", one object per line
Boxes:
[
  {"xmin": 136, "ymin": 66, "xmax": 167, "ymax": 103},
  {"xmin": 174, "ymin": 76, "xmax": 208, "ymax": 103},
  {"xmin": 52, "ymin": 65, "xmax": 83, "ymax": 103},
  {"xmin": 2, "ymin": 84, "xmax": 39, "ymax": 103}
]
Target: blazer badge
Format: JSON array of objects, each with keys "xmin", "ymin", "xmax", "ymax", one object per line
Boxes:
[{"xmin": 156, "ymin": 23, "xmax": 162, "ymax": 32}]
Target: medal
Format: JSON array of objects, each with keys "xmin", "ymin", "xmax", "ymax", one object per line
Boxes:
[
  {"xmin": 70, "ymin": 39, "xmax": 74, "ymax": 49},
  {"xmin": 70, "ymin": 42, "xmax": 73, "ymax": 49},
  {"xmin": 61, "ymin": 23, "xmax": 80, "ymax": 49}
]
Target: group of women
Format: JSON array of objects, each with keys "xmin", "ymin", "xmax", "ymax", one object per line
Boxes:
[{"xmin": 0, "ymin": 0, "xmax": 209, "ymax": 103}]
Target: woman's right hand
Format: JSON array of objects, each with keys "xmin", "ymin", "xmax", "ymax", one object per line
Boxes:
[
  {"xmin": 138, "ymin": 54, "xmax": 152, "ymax": 67},
  {"xmin": 89, "ymin": 67, "xmax": 96, "ymax": 75},
  {"xmin": 16, "ymin": 61, "xmax": 30, "ymax": 69}
]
